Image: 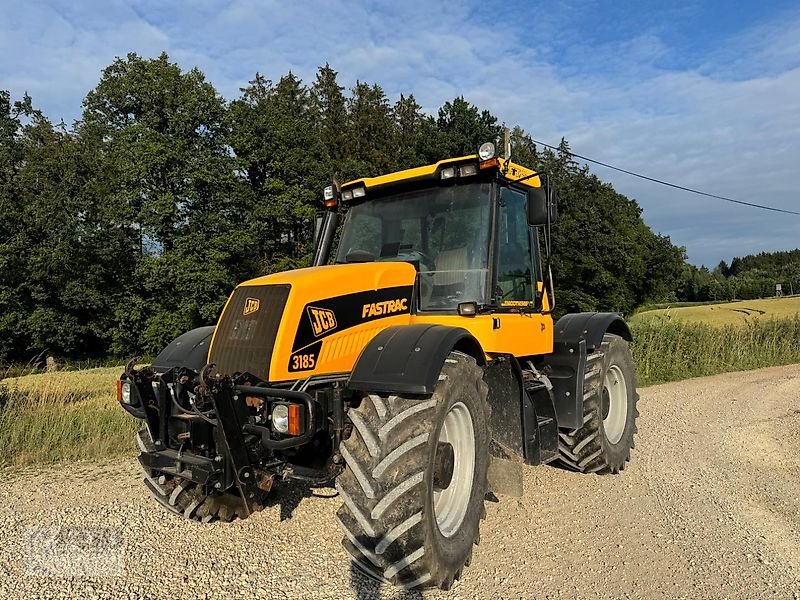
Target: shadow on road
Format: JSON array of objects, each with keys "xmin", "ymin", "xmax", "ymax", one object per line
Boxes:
[
  {"xmin": 264, "ymin": 480, "xmax": 338, "ymax": 521},
  {"xmin": 349, "ymin": 562, "xmax": 422, "ymax": 600},
  {"xmin": 263, "ymin": 481, "xmax": 426, "ymax": 598}
]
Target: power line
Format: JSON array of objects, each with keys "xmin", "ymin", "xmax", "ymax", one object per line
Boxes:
[{"xmin": 531, "ymin": 138, "xmax": 800, "ymax": 216}]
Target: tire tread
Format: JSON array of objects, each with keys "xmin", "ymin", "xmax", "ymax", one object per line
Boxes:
[
  {"xmin": 556, "ymin": 334, "xmax": 639, "ymax": 474},
  {"xmin": 336, "ymin": 352, "xmax": 489, "ymax": 590}
]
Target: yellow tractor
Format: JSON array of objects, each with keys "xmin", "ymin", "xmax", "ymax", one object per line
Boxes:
[{"xmin": 118, "ymin": 142, "xmax": 638, "ymax": 590}]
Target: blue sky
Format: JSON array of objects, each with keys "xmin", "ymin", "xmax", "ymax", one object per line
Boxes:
[{"xmin": 2, "ymin": 0, "xmax": 799, "ymax": 266}]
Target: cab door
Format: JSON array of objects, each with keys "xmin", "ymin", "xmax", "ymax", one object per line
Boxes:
[{"xmin": 490, "ymin": 186, "xmax": 553, "ymax": 357}]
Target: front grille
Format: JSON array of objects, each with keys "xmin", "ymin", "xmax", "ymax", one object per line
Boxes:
[{"xmin": 209, "ymin": 284, "xmax": 290, "ymax": 381}]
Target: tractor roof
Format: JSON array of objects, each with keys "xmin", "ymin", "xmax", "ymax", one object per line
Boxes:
[{"xmin": 341, "ymin": 154, "xmax": 543, "ymax": 198}]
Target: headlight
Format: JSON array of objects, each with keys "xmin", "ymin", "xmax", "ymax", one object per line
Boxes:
[
  {"xmin": 478, "ymin": 141, "xmax": 496, "ymax": 160},
  {"xmin": 459, "ymin": 164, "xmax": 478, "ymax": 177},
  {"xmin": 118, "ymin": 381, "xmax": 132, "ymax": 404},
  {"xmin": 440, "ymin": 166, "xmax": 456, "ymax": 179},
  {"xmin": 351, "ymin": 186, "xmax": 366, "ymax": 198},
  {"xmin": 272, "ymin": 404, "xmax": 289, "ymax": 433}
]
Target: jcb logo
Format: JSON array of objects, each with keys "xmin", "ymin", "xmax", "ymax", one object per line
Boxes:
[
  {"xmin": 308, "ymin": 306, "xmax": 337, "ymax": 336},
  {"xmin": 243, "ymin": 298, "xmax": 260, "ymax": 316}
]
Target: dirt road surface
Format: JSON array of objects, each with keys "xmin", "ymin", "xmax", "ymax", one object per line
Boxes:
[{"xmin": 1, "ymin": 364, "xmax": 799, "ymax": 599}]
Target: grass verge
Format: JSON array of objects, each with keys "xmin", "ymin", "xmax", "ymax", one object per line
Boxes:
[
  {"xmin": 631, "ymin": 316, "xmax": 800, "ymax": 385},
  {"xmin": 0, "ymin": 367, "xmax": 137, "ymax": 467}
]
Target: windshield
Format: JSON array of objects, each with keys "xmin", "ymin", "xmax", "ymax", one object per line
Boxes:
[{"xmin": 336, "ymin": 183, "xmax": 492, "ymax": 310}]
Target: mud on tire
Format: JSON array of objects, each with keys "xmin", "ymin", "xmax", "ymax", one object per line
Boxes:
[
  {"xmin": 557, "ymin": 333, "xmax": 639, "ymax": 474},
  {"xmin": 336, "ymin": 351, "xmax": 490, "ymax": 590},
  {"xmin": 136, "ymin": 427, "xmax": 251, "ymax": 522}
]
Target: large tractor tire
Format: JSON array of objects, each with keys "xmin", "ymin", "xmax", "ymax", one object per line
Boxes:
[
  {"xmin": 336, "ymin": 351, "xmax": 490, "ymax": 590},
  {"xmin": 557, "ymin": 333, "xmax": 639, "ymax": 473},
  {"xmin": 136, "ymin": 427, "xmax": 251, "ymax": 522}
]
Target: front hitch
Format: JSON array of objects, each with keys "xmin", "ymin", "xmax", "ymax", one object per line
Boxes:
[{"xmin": 119, "ymin": 362, "xmax": 322, "ymax": 515}]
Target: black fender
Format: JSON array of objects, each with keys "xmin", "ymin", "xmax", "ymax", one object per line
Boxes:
[
  {"xmin": 151, "ymin": 326, "xmax": 215, "ymax": 373},
  {"xmin": 554, "ymin": 312, "xmax": 632, "ymax": 351},
  {"xmin": 348, "ymin": 324, "xmax": 486, "ymax": 395},
  {"xmin": 544, "ymin": 312, "xmax": 632, "ymax": 430}
]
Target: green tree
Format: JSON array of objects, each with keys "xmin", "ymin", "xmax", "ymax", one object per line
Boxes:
[
  {"xmin": 0, "ymin": 92, "xmax": 36, "ymax": 360},
  {"xmin": 0, "ymin": 60, "xmax": 697, "ymax": 363},
  {"xmin": 343, "ymin": 81, "xmax": 396, "ymax": 177},
  {"xmin": 508, "ymin": 126, "xmax": 538, "ymax": 167},
  {"xmin": 82, "ymin": 52, "xmax": 244, "ymax": 355},
  {"xmin": 435, "ymin": 97, "xmax": 501, "ymax": 157},
  {"xmin": 0, "ymin": 91, "xmax": 130, "ymax": 360},
  {"xmin": 393, "ymin": 94, "xmax": 425, "ymax": 169},
  {"xmin": 537, "ymin": 139, "xmax": 685, "ymax": 313},
  {"xmin": 311, "ymin": 64, "xmax": 347, "ymax": 170},
  {"xmin": 228, "ymin": 72, "xmax": 327, "ymax": 274}
]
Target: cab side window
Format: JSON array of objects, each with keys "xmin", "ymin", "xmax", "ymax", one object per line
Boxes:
[{"xmin": 496, "ymin": 187, "xmax": 534, "ymax": 306}]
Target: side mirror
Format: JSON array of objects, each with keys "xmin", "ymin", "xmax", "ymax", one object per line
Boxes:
[
  {"xmin": 527, "ymin": 185, "xmax": 558, "ymax": 226},
  {"xmin": 313, "ymin": 211, "xmax": 325, "ymax": 248},
  {"xmin": 527, "ymin": 186, "xmax": 548, "ymax": 226}
]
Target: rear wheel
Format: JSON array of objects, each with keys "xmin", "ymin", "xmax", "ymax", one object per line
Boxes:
[
  {"xmin": 336, "ymin": 351, "xmax": 490, "ymax": 590},
  {"xmin": 557, "ymin": 333, "xmax": 639, "ymax": 473}
]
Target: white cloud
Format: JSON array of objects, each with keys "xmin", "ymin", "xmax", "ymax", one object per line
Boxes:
[
  {"xmin": 0, "ymin": 0, "xmax": 168, "ymax": 123},
  {"xmin": 1, "ymin": 0, "xmax": 798, "ymax": 264}
]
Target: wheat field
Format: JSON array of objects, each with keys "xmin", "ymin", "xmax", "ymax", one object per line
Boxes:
[
  {"xmin": 0, "ymin": 366, "xmax": 136, "ymax": 466},
  {"xmin": 631, "ymin": 296, "xmax": 800, "ymax": 326}
]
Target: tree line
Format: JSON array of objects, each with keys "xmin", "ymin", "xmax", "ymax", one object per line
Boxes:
[
  {"xmin": 1, "ymin": 52, "xmax": 687, "ymax": 364},
  {"xmin": 678, "ymin": 249, "xmax": 800, "ymax": 302}
]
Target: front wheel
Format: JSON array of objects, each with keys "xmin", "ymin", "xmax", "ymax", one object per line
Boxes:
[
  {"xmin": 336, "ymin": 351, "xmax": 490, "ymax": 590},
  {"xmin": 557, "ymin": 333, "xmax": 639, "ymax": 473}
]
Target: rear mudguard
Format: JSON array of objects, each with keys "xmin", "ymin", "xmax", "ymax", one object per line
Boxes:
[{"xmin": 543, "ymin": 312, "xmax": 632, "ymax": 430}]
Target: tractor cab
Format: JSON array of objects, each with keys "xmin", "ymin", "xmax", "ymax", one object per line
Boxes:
[{"xmin": 314, "ymin": 143, "xmax": 558, "ymax": 316}]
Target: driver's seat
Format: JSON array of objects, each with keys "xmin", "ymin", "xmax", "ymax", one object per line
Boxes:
[{"xmin": 433, "ymin": 247, "xmax": 467, "ymax": 286}]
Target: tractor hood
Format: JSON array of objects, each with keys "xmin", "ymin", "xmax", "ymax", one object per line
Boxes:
[{"xmin": 207, "ymin": 262, "xmax": 417, "ymax": 382}]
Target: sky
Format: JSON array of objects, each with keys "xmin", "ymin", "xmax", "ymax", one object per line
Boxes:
[{"xmin": 1, "ymin": 0, "xmax": 799, "ymax": 266}]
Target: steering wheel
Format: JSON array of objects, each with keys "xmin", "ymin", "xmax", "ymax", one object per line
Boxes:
[
  {"xmin": 499, "ymin": 276, "xmax": 529, "ymax": 300},
  {"xmin": 414, "ymin": 251, "xmax": 436, "ymax": 272},
  {"xmin": 345, "ymin": 249, "xmax": 376, "ymax": 263}
]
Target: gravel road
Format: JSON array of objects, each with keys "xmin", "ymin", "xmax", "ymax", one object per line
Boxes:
[{"xmin": 1, "ymin": 364, "xmax": 799, "ymax": 599}]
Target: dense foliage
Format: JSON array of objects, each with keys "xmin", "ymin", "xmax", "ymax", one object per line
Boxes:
[
  {"xmin": 677, "ymin": 249, "xmax": 800, "ymax": 302},
  {"xmin": 1, "ymin": 53, "xmax": 689, "ymax": 363}
]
